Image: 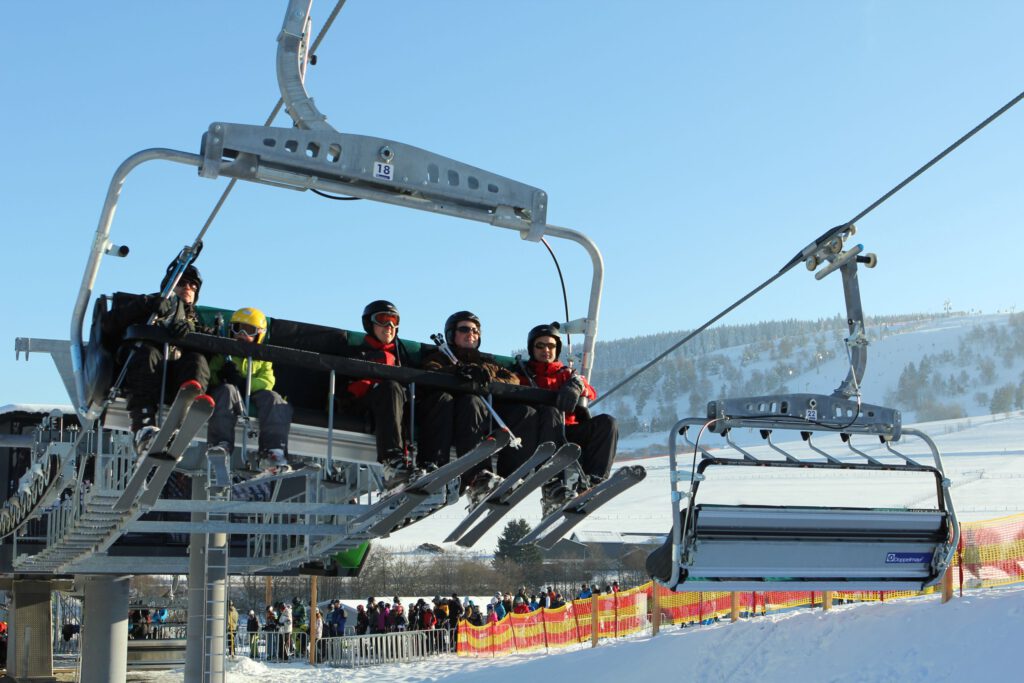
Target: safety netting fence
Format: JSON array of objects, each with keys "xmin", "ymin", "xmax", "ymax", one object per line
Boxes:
[{"xmin": 456, "ymin": 513, "xmax": 1024, "ymax": 657}]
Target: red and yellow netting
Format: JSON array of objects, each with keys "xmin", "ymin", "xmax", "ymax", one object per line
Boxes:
[{"xmin": 456, "ymin": 513, "xmax": 1024, "ymax": 657}]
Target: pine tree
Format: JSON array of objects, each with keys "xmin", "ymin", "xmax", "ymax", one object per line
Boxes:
[{"xmin": 494, "ymin": 519, "xmax": 542, "ymax": 568}]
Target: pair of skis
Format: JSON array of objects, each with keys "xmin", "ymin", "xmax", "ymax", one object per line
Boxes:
[
  {"xmin": 349, "ymin": 431, "xmax": 512, "ymax": 537},
  {"xmin": 518, "ymin": 464, "xmax": 647, "ymax": 549},
  {"xmin": 114, "ymin": 380, "xmax": 215, "ymax": 511},
  {"xmin": 446, "ymin": 441, "xmax": 580, "ymax": 547},
  {"xmin": 446, "ymin": 443, "xmax": 647, "ymax": 550}
]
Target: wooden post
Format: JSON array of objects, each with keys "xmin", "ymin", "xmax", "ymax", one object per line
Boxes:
[
  {"xmin": 591, "ymin": 594, "xmax": 599, "ymax": 648},
  {"xmin": 942, "ymin": 567, "xmax": 953, "ymax": 604},
  {"xmin": 264, "ymin": 576, "xmax": 272, "ymax": 608},
  {"xmin": 309, "ymin": 576, "xmax": 318, "ymax": 665},
  {"xmin": 823, "ymin": 591, "xmax": 833, "ymax": 612},
  {"xmin": 651, "ymin": 583, "xmax": 661, "ymax": 636},
  {"xmin": 730, "ymin": 592, "xmax": 739, "ymax": 622}
]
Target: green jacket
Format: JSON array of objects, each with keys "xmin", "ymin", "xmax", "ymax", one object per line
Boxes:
[{"xmin": 210, "ymin": 353, "xmax": 276, "ymax": 394}]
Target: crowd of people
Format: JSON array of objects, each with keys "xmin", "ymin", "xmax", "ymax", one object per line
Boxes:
[
  {"xmin": 240, "ymin": 581, "xmax": 623, "ymax": 646},
  {"xmin": 109, "ymin": 259, "xmax": 620, "ymax": 515}
]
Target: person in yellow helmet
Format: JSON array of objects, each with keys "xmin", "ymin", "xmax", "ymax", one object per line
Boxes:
[{"xmin": 206, "ymin": 307, "xmax": 293, "ymax": 473}]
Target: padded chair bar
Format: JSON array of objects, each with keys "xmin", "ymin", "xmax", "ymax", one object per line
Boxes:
[{"xmin": 125, "ymin": 326, "xmax": 557, "ymax": 405}]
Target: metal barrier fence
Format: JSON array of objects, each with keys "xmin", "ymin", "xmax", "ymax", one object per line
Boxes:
[
  {"xmin": 240, "ymin": 630, "xmax": 310, "ymax": 661},
  {"xmin": 317, "ymin": 629, "xmax": 453, "ymax": 667}
]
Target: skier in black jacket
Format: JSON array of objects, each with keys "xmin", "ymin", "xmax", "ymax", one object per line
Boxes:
[{"xmin": 102, "ymin": 261, "xmax": 213, "ymax": 455}]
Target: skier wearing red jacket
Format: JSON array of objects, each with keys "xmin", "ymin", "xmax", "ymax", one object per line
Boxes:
[
  {"xmin": 518, "ymin": 323, "xmax": 618, "ymax": 515},
  {"xmin": 339, "ymin": 300, "xmax": 412, "ymax": 488}
]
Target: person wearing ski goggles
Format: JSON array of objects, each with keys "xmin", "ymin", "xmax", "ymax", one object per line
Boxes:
[
  {"xmin": 338, "ymin": 300, "xmax": 414, "ymax": 489},
  {"xmin": 206, "ymin": 307, "xmax": 293, "ymax": 474}
]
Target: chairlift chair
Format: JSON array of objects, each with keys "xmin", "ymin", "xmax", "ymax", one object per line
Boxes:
[{"xmin": 647, "ymin": 226, "xmax": 959, "ymax": 593}]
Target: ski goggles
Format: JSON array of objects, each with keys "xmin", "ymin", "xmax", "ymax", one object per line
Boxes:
[
  {"xmin": 177, "ymin": 278, "xmax": 199, "ymax": 290},
  {"xmin": 371, "ymin": 312, "xmax": 400, "ymax": 328},
  {"xmin": 230, "ymin": 322, "xmax": 263, "ymax": 338}
]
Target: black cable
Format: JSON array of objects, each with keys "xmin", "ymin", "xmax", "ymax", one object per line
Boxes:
[
  {"xmin": 541, "ymin": 237, "xmax": 572, "ymax": 360},
  {"xmin": 592, "ymin": 88, "xmax": 1024, "ymax": 407},
  {"xmin": 312, "ymin": 188, "xmax": 361, "ymax": 201}
]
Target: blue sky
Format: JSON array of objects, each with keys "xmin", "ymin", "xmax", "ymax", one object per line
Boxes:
[{"xmin": 2, "ymin": 1, "xmax": 1022, "ymax": 404}]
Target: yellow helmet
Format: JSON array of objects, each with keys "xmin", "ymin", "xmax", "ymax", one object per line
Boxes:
[{"xmin": 229, "ymin": 307, "xmax": 268, "ymax": 343}]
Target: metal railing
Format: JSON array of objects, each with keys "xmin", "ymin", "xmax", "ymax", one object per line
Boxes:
[{"xmin": 317, "ymin": 629, "xmax": 452, "ymax": 667}]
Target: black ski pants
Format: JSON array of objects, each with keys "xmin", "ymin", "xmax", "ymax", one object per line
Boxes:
[
  {"xmin": 416, "ymin": 390, "xmax": 562, "ymax": 480},
  {"xmin": 207, "ymin": 383, "xmax": 293, "ymax": 454},
  {"xmin": 123, "ymin": 343, "xmax": 209, "ymax": 430},
  {"xmin": 565, "ymin": 413, "xmax": 618, "ymax": 480},
  {"xmin": 416, "ymin": 390, "xmax": 489, "ymax": 469},
  {"xmin": 345, "ymin": 380, "xmax": 406, "ymax": 462}
]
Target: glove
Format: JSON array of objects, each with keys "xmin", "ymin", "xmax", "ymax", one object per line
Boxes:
[
  {"xmin": 220, "ymin": 360, "xmax": 244, "ymax": 388},
  {"xmin": 168, "ymin": 318, "xmax": 194, "ymax": 339},
  {"xmin": 457, "ymin": 364, "xmax": 491, "ymax": 388},
  {"xmin": 556, "ymin": 375, "xmax": 586, "ymax": 413},
  {"xmin": 147, "ymin": 295, "xmax": 175, "ymax": 318}
]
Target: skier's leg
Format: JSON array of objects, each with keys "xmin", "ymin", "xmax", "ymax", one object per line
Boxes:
[
  {"xmin": 456, "ymin": 394, "xmax": 492, "ymax": 489},
  {"xmin": 567, "ymin": 414, "xmax": 618, "ymax": 481},
  {"xmin": 171, "ymin": 350, "xmax": 210, "ymax": 394},
  {"xmin": 123, "ymin": 343, "xmax": 164, "ymax": 433},
  {"xmin": 368, "ymin": 380, "xmax": 405, "ymax": 460},
  {"xmin": 251, "ymin": 389, "xmax": 293, "ymax": 454},
  {"xmin": 416, "ymin": 390, "xmax": 455, "ymax": 468},
  {"xmin": 206, "ymin": 383, "xmax": 243, "ymax": 451}
]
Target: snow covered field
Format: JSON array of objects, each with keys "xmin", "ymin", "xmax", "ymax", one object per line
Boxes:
[
  {"xmin": 129, "ymin": 411, "xmax": 1023, "ymax": 682},
  {"xmin": 133, "ymin": 586, "xmax": 1023, "ymax": 683}
]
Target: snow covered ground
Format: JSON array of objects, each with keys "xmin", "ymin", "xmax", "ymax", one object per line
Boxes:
[
  {"xmin": 133, "ymin": 585, "xmax": 1023, "ymax": 682},
  {"xmin": 127, "ymin": 411, "xmax": 1023, "ymax": 682}
]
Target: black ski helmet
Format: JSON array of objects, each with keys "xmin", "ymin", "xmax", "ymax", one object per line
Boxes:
[
  {"xmin": 527, "ymin": 322, "xmax": 562, "ymax": 357},
  {"xmin": 361, "ymin": 300, "xmax": 400, "ymax": 335},
  {"xmin": 444, "ymin": 311, "xmax": 481, "ymax": 348},
  {"xmin": 160, "ymin": 262, "xmax": 203, "ymax": 302}
]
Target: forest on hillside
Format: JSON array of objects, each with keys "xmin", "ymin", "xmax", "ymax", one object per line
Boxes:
[{"xmin": 543, "ymin": 311, "xmax": 1024, "ymax": 437}]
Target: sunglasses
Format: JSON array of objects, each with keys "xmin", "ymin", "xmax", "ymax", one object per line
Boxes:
[
  {"xmin": 177, "ymin": 279, "xmax": 199, "ymax": 290},
  {"xmin": 231, "ymin": 322, "xmax": 262, "ymax": 338},
  {"xmin": 371, "ymin": 312, "xmax": 400, "ymax": 327},
  {"xmin": 533, "ymin": 342, "xmax": 557, "ymax": 350},
  {"xmin": 456, "ymin": 325, "xmax": 479, "ymax": 335}
]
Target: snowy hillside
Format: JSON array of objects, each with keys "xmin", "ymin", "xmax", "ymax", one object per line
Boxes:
[{"xmin": 600, "ymin": 312, "xmax": 1024, "ymax": 454}]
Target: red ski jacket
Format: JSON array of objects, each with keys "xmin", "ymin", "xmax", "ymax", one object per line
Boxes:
[
  {"xmin": 518, "ymin": 360, "xmax": 597, "ymax": 425},
  {"xmin": 346, "ymin": 335, "xmax": 398, "ymax": 399}
]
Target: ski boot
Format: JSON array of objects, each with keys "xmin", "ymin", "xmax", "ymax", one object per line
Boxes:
[
  {"xmin": 467, "ymin": 469, "xmax": 504, "ymax": 507},
  {"xmin": 258, "ymin": 448, "xmax": 291, "ymax": 475},
  {"xmin": 540, "ymin": 479, "xmax": 575, "ymax": 517},
  {"xmin": 382, "ymin": 455, "xmax": 414, "ymax": 490}
]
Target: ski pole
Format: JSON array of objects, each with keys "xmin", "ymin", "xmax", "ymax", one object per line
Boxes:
[
  {"xmin": 429, "ymin": 334, "xmax": 521, "ymax": 448},
  {"xmin": 240, "ymin": 355, "xmax": 255, "ymax": 463},
  {"xmin": 515, "ymin": 354, "xmax": 537, "ymax": 388}
]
